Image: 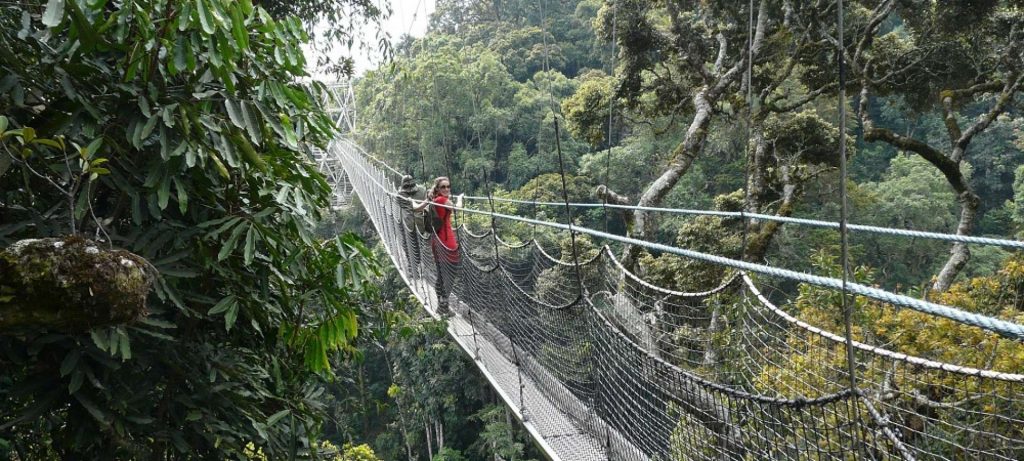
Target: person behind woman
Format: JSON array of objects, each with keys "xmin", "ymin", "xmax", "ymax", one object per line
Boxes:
[
  {"xmin": 396, "ymin": 175, "xmax": 427, "ymax": 277},
  {"xmin": 413, "ymin": 176, "xmax": 462, "ymax": 315}
]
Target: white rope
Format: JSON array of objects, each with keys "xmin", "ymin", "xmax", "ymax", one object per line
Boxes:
[{"xmin": 461, "ymin": 195, "xmax": 1024, "ymax": 249}]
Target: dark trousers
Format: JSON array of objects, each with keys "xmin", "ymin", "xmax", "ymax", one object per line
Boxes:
[
  {"xmin": 405, "ymin": 229, "xmax": 421, "ymax": 276},
  {"xmin": 432, "ymin": 245, "xmax": 458, "ymax": 308}
]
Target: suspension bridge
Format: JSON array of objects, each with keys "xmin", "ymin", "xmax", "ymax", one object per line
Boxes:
[{"xmin": 313, "ymin": 79, "xmax": 1024, "ymax": 460}]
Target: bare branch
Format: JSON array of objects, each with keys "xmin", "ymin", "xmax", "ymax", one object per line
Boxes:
[
  {"xmin": 954, "ymin": 74, "xmax": 1024, "ymax": 159},
  {"xmin": 863, "ymin": 126, "xmax": 968, "ymax": 194},
  {"xmin": 713, "ymin": 32, "xmax": 728, "ymax": 75},
  {"xmin": 767, "ymin": 82, "xmax": 837, "ymax": 113}
]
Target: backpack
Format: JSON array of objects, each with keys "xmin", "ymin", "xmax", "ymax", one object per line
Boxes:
[{"xmin": 423, "ymin": 202, "xmax": 444, "ymax": 235}]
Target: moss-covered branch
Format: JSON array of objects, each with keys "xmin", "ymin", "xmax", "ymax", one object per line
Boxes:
[{"xmin": 0, "ymin": 237, "xmax": 153, "ymax": 333}]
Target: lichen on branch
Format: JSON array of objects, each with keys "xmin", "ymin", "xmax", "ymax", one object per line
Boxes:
[{"xmin": 0, "ymin": 237, "xmax": 153, "ymax": 333}]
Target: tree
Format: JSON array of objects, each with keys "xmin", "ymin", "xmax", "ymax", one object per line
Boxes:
[
  {"xmin": 588, "ymin": 0, "xmax": 767, "ymax": 259},
  {"xmin": 849, "ymin": 0, "xmax": 1024, "ymax": 290},
  {"xmin": 577, "ymin": 0, "xmax": 852, "ymax": 268},
  {"xmin": 858, "ymin": 154, "xmax": 960, "ymax": 288},
  {"xmin": 757, "ymin": 251, "xmax": 1024, "ymax": 459},
  {"xmin": 0, "ymin": 0, "xmax": 378, "ymax": 457},
  {"xmin": 471, "ymin": 405, "xmax": 536, "ymax": 461},
  {"xmin": 258, "ymin": 0, "xmax": 390, "ymax": 77}
]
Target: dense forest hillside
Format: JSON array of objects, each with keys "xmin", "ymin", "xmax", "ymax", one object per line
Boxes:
[
  {"xmin": 349, "ymin": 0, "xmax": 1024, "ymax": 457},
  {"xmin": 357, "ymin": 0, "xmax": 1024, "ymax": 290}
]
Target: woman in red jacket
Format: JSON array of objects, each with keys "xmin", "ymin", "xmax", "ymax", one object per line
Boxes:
[{"xmin": 414, "ymin": 176, "xmax": 462, "ymax": 315}]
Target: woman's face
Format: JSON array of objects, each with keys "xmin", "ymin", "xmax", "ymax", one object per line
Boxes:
[{"xmin": 438, "ymin": 181, "xmax": 451, "ymax": 197}]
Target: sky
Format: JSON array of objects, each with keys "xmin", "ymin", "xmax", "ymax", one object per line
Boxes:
[{"xmin": 303, "ymin": 0, "xmax": 436, "ymax": 79}]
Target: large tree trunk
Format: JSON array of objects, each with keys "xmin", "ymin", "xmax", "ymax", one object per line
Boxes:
[
  {"xmin": 621, "ymin": 0, "xmax": 768, "ymax": 268},
  {"xmin": 933, "ymin": 189, "xmax": 980, "ymax": 291},
  {"xmin": 624, "ymin": 88, "xmax": 721, "ymax": 268},
  {"xmin": 1, "ymin": 237, "xmax": 153, "ymax": 333}
]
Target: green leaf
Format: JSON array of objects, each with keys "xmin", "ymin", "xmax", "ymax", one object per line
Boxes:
[
  {"xmin": 172, "ymin": 38, "xmax": 188, "ymax": 75},
  {"xmin": 173, "ymin": 177, "xmax": 188, "ymax": 214},
  {"xmin": 119, "ymin": 331, "xmax": 132, "ymax": 360},
  {"xmin": 68, "ymin": 370, "xmax": 84, "ymax": 394},
  {"xmin": 75, "ymin": 394, "xmax": 106, "ymax": 423},
  {"xmin": 208, "ymin": 216, "xmax": 241, "ymax": 236},
  {"xmin": 209, "ymin": 151, "xmax": 229, "ymax": 179},
  {"xmin": 218, "ymin": 220, "xmax": 246, "ymax": 261},
  {"xmin": 60, "ymin": 350, "xmax": 80, "ymax": 377},
  {"xmin": 224, "ymin": 302, "xmax": 238, "ymax": 331},
  {"xmin": 139, "ymin": 317, "xmax": 176, "ymax": 329},
  {"xmin": 208, "ymin": 295, "xmax": 236, "ymax": 315},
  {"xmin": 243, "ymin": 226, "xmax": 256, "ymax": 265},
  {"xmin": 224, "ymin": 99, "xmax": 244, "ymax": 129},
  {"xmin": 196, "ymin": 0, "xmax": 216, "ymax": 34},
  {"xmin": 275, "ymin": 184, "xmax": 291, "ymax": 204},
  {"xmin": 74, "ymin": 188, "xmax": 90, "ymax": 220},
  {"xmin": 124, "ymin": 416, "xmax": 154, "ymax": 425},
  {"xmin": 21, "ymin": 127, "xmax": 35, "ymax": 143},
  {"xmin": 233, "ymin": 131, "xmax": 266, "ymax": 172},
  {"xmin": 162, "ymin": 105, "xmax": 177, "ymax": 128},
  {"xmin": 229, "ymin": 5, "xmax": 249, "ymax": 50},
  {"xmin": 345, "ymin": 310, "xmax": 357, "ymax": 340},
  {"xmin": 31, "ymin": 138, "xmax": 62, "ymax": 150},
  {"xmin": 254, "ymin": 102, "xmax": 285, "ymax": 139},
  {"xmin": 130, "ymin": 327, "xmax": 176, "ymax": 341},
  {"xmin": 177, "ymin": 1, "xmax": 192, "ymax": 31},
  {"xmin": 66, "ymin": 0, "xmax": 102, "ymax": 51},
  {"xmin": 42, "ymin": 0, "xmax": 65, "ymax": 27},
  {"xmin": 282, "ymin": 119, "xmax": 298, "ymax": 149},
  {"xmin": 85, "ymin": 137, "xmax": 103, "ymax": 160},
  {"xmin": 0, "ymin": 115, "xmax": 7, "ymax": 132},
  {"xmin": 140, "ymin": 114, "xmax": 159, "ymax": 142},
  {"xmin": 157, "ymin": 177, "xmax": 170, "ymax": 210},
  {"xmin": 266, "ymin": 409, "xmax": 290, "ymax": 426},
  {"xmin": 184, "ymin": 36, "xmax": 197, "ymax": 69},
  {"xmin": 109, "ymin": 329, "xmax": 119, "ymax": 356},
  {"xmin": 241, "ymin": 102, "xmax": 262, "ymax": 145},
  {"xmin": 138, "ymin": 97, "xmax": 151, "ymax": 118},
  {"xmin": 208, "ymin": 0, "xmax": 230, "ymax": 29},
  {"xmin": 90, "ymin": 329, "xmax": 108, "ymax": 350}
]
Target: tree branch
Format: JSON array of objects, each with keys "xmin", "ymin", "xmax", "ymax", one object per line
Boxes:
[
  {"xmin": 852, "ymin": 0, "xmax": 896, "ymax": 72},
  {"xmin": 594, "ymin": 185, "xmax": 631, "ymax": 206},
  {"xmin": 862, "ymin": 126, "xmax": 967, "ymax": 194},
  {"xmin": 954, "ymin": 74, "xmax": 1024, "ymax": 160}
]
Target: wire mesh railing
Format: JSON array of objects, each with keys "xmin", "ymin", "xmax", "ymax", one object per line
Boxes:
[{"xmin": 328, "ymin": 138, "xmax": 1024, "ymax": 461}]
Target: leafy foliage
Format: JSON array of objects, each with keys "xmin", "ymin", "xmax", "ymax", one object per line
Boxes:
[
  {"xmin": 754, "ymin": 251, "xmax": 1024, "ymax": 457},
  {"xmin": 0, "ymin": 0, "xmax": 378, "ymax": 458},
  {"xmin": 471, "ymin": 405, "xmax": 536, "ymax": 461}
]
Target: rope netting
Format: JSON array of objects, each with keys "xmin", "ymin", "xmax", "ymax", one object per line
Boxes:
[{"xmin": 330, "ymin": 139, "xmax": 1024, "ymax": 461}]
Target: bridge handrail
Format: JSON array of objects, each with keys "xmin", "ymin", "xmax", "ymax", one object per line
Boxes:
[
  {"xmin": 332, "ymin": 141, "xmax": 1024, "ymax": 341},
  {"xmin": 740, "ymin": 273, "xmax": 1024, "ymax": 382},
  {"xmin": 460, "ymin": 195, "xmax": 1024, "ymax": 250}
]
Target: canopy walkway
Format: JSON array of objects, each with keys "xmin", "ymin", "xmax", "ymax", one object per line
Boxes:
[{"xmin": 321, "ymin": 138, "xmax": 1024, "ymax": 461}]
